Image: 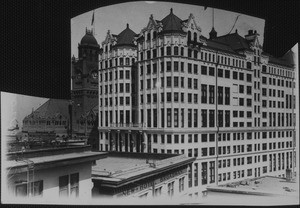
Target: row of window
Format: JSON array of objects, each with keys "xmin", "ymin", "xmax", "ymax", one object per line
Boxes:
[
  {"xmin": 100, "ymin": 69, "xmax": 131, "ymax": 82},
  {"xmin": 269, "ymin": 152, "xmax": 293, "ymax": 172},
  {"xmin": 139, "ymin": 47, "xmax": 247, "ymax": 69},
  {"xmin": 140, "ymin": 61, "xmax": 252, "ymax": 80},
  {"xmin": 100, "ymin": 83, "xmax": 131, "ymax": 95},
  {"xmin": 99, "ymin": 57, "xmax": 135, "ymax": 69},
  {"xmin": 267, "ymin": 66, "xmax": 294, "ymax": 79},
  {"xmin": 262, "ymin": 76, "xmax": 294, "ymax": 88},
  {"xmin": 15, "ymin": 173, "xmax": 79, "ymax": 198},
  {"xmin": 23, "ymin": 120, "xmax": 67, "ymax": 126}
]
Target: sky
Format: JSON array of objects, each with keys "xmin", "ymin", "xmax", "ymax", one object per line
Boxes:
[
  {"xmin": 71, "ymin": 1, "xmax": 265, "ymax": 57},
  {"xmin": 1, "ymin": 92, "xmax": 49, "ymax": 130}
]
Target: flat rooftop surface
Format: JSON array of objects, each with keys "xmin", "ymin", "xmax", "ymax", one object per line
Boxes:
[
  {"xmin": 205, "ymin": 175, "xmax": 299, "ymax": 205},
  {"xmin": 219, "ymin": 176, "xmax": 298, "ymax": 196},
  {"xmin": 92, "ymin": 153, "xmax": 194, "ymax": 181},
  {"xmin": 6, "ymin": 151, "xmax": 107, "ymax": 168},
  {"xmin": 93, "ymin": 156, "xmax": 150, "ymax": 173}
]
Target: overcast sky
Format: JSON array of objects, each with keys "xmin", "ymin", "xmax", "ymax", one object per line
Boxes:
[
  {"xmin": 71, "ymin": 1, "xmax": 265, "ymax": 57},
  {"xmin": 1, "ymin": 92, "xmax": 48, "ymax": 130}
]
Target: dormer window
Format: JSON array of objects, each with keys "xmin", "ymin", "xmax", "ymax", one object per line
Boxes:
[
  {"xmin": 153, "ymin": 31, "xmax": 157, "ymax": 39},
  {"xmin": 147, "ymin": 32, "xmax": 151, "ymax": 41}
]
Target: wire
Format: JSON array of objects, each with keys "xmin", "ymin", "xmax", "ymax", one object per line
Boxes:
[{"xmin": 228, "ymin": 15, "xmax": 241, "ymax": 34}]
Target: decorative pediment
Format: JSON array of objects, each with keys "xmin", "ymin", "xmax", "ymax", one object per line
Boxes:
[
  {"xmin": 102, "ymin": 30, "xmax": 116, "ymax": 45},
  {"xmin": 146, "ymin": 14, "xmax": 160, "ymax": 31},
  {"xmin": 183, "ymin": 13, "xmax": 202, "ymax": 32},
  {"xmin": 249, "ymin": 36, "xmax": 262, "ymax": 51}
]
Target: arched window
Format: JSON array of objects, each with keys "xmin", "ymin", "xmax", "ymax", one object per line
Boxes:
[
  {"xmin": 126, "ymin": 58, "xmax": 130, "ymax": 65},
  {"xmin": 147, "ymin": 32, "xmax": 151, "ymax": 41},
  {"xmin": 194, "ymin": 50, "xmax": 198, "ymax": 59},
  {"xmin": 193, "ymin": 32, "xmax": 197, "ymax": 42},
  {"xmin": 188, "ymin": 31, "xmax": 191, "ymax": 42},
  {"xmin": 167, "ymin": 46, "xmax": 171, "ymax": 55},
  {"xmin": 105, "ymin": 45, "xmax": 108, "ymax": 52},
  {"xmin": 181, "ymin": 47, "xmax": 184, "ymax": 56},
  {"xmin": 188, "ymin": 49, "xmax": 192, "ymax": 58},
  {"xmin": 153, "ymin": 31, "xmax": 157, "ymax": 39},
  {"xmin": 174, "ymin": 46, "xmax": 179, "ymax": 55}
]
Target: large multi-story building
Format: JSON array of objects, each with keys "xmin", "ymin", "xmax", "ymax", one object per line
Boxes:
[{"xmin": 98, "ymin": 9, "xmax": 297, "ymax": 197}]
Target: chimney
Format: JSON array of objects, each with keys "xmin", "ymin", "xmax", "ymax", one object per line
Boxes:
[{"xmin": 248, "ymin": 30, "xmax": 253, "ymax": 35}]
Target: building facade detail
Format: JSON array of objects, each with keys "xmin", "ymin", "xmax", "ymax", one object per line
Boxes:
[{"xmin": 98, "ymin": 9, "xmax": 296, "ymax": 197}]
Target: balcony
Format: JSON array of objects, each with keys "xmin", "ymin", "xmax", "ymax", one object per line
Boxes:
[{"xmin": 98, "ymin": 123, "xmax": 146, "ymax": 131}]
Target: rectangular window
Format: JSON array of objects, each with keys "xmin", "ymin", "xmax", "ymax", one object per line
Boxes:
[
  {"xmin": 188, "ymin": 63, "xmax": 192, "ymax": 73},
  {"xmin": 218, "ymin": 110, "xmax": 223, "ymax": 127},
  {"xmin": 194, "ymin": 109, "xmax": 198, "ymax": 127},
  {"xmin": 233, "ymin": 71, "xmax": 238, "ymax": 79},
  {"xmin": 201, "ymin": 65, "xmax": 207, "ymax": 75},
  {"xmin": 201, "ymin": 110, "xmax": 207, "ymax": 127},
  {"xmin": 218, "ymin": 68, "xmax": 223, "ymax": 77},
  {"xmin": 218, "ymin": 86, "xmax": 223, "ymax": 105},
  {"xmin": 225, "ymin": 110, "xmax": 230, "ymax": 127},
  {"xmin": 201, "ymin": 84, "xmax": 207, "ymax": 104},
  {"xmin": 188, "ymin": 78, "xmax": 192, "ymax": 89},
  {"xmin": 179, "ymin": 177, "xmax": 184, "ymax": 193},
  {"xmin": 193, "ymin": 79, "xmax": 198, "ymax": 89},
  {"xmin": 167, "ymin": 77, "xmax": 171, "ymax": 87},
  {"xmin": 209, "ymin": 110, "xmax": 215, "ymax": 127},
  {"xmin": 167, "ymin": 61, "xmax": 171, "ymax": 71},
  {"xmin": 225, "ymin": 70, "xmax": 230, "ymax": 78},
  {"xmin": 167, "ymin": 108, "xmax": 172, "ymax": 127},
  {"xmin": 225, "ymin": 87, "xmax": 230, "ymax": 105},
  {"xmin": 202, "ymin": 162, "xmax": 208, "ymax": 185},
  {"xmin": 209, "ymin": 161, "xmax": 215, "ymax": 183},
  {"xmin": 209, "ymin": 67, "xmax": 215, "ymax": 76},
  {"xmin": 209, "ymin": 85, "xmax": 215, "ymax": 104},
  {"xmin": 174, "ymin": 77, "xmax": 179, "ymax": 87},
  {"xmin": 174, "ymin": 61, "xmax": 179, "ymax": 72},
  {"xmin": 174, "ymin": 108, "xmax": 179, "ymax": 127},
  {"xmin": 188, "ymin": 109, "xmax": 192, "ymax": 127}
]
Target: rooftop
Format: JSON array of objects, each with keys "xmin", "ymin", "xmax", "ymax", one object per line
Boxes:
[
  {"xmin": 205, "ymin": 175, "xmax": 299, "ymax": 205},
  {"xmin": 92, "ymin": 152, "xmax": 195, "ymax": 186},
  {"xmin": 115, "ymin": 24, "xmax": 137, "ymax": 47},
  {"xmin": 6, "ymin": 145, "xmax": 107, "ymax": 172},
  {"xmin": 23, "ymin": 99, "xmax": 69, "ymax": 120}
]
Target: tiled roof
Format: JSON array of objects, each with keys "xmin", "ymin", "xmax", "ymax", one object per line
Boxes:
[
  {"xmin": 205, "ymin": 39, "xmax": 237, "ymax": 54},
  {"xmin": 160, "ymin": 8, "xmax": 183, "ymax": 33},
  {"xmin": 213, "ymin": 32, "xmax": 250, "ymax": 51},
  {"xmin": 269, "ymin": 56, "xmax": 293, "ymax": 67},
  {"xmin": 115, "ymin": 24, "xmax": 137, "ymax": 47},
  {"xmin": 25, "ymin": 99, "xmax": 69, "ymax": 119}
]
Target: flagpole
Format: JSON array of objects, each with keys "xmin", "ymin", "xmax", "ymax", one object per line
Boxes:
[
  {"xmin": 91, "ymin": 10, "xmax": 95, "ymax": 35},
  {"xmin": 93, "ymin": 10, "xmax": 96, "ymax": 36},
  {"xmin": 212, "ymin": 8, "xmax": 214, "ymax": 28}
]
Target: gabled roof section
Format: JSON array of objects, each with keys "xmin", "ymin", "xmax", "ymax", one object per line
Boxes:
[
  {"xmin": 115, "ymin": 24, "xmax": 137, "ymax": 47},
  {"xmin": 205, "ymin": 39, "xmax": 237, "ymax": 54},
  {"xmin": 213, "ymin": 32, "xmax": 250, "ymax": 52},
  {"xmin": 269, "ymin": 56, "xmax": 293, "ymax": 68},
  {"xmin": 184, "ymin": 13, "xmax": 201, "ymax": 32},
  {"xmin": 160, "ymin": 8, "xmax": 184, "ymax": 34},
  {"xmin": 25, "ymin": 99, "xmax": 69, "ymax": 120},
  {"xmin": 102, "ymin": 30, "xmax": 116, "ymax": 45}
]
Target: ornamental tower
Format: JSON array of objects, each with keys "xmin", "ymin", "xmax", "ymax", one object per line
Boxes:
[{"xmin": 71, "ymin": 28, "xmax": 100, "ymax": 136}]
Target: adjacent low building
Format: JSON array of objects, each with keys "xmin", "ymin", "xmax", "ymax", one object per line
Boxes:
[
  {"xmin": 204, "ymin": 174, "xmax": 299, "ymax": 205},
  {"xmin": 91, "ymin": 152, "xmax": 195, "ymax": 202},
  {"xmin": 4, "ymin": 145, "xmax": 107, "ymax": 203}
]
